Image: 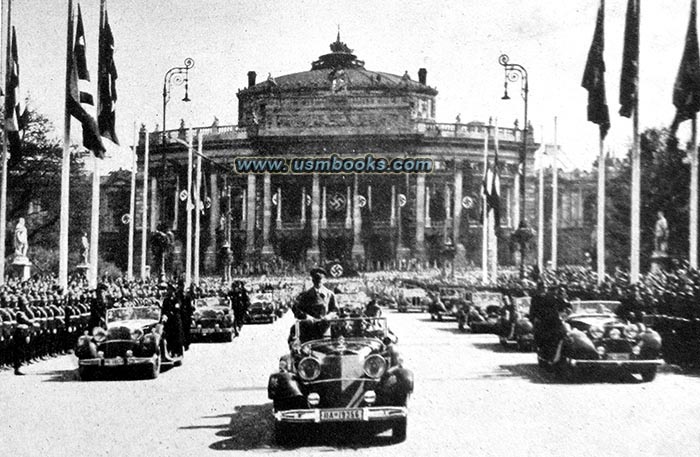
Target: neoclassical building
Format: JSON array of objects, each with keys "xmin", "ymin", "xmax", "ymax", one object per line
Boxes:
[{"xmin": 135, "ymin": 36, "xmax": 540, "ymax": 274}]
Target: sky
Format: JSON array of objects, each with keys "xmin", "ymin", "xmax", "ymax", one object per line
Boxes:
[{"xmin": 5, "ymin": 0, "xmax": 697, "ymax": 172}]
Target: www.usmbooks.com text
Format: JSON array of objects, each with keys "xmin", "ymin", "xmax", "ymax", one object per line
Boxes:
[{"xmin": 233, "ymin": 154, "xmax": 433, "ymax": 174}]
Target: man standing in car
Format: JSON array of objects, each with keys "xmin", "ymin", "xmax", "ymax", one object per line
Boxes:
[{"xmin": 294, "ymin": 267, "xmax": 338, "ymax": 320}]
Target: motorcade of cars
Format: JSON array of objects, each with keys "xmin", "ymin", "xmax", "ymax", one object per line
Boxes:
[
  {"xmin": 536, "ymin": 300, "xmax": 663, "ymax": 382},
  {"xmin": 498, "ymin": 296, "xmax": 534, "ymax": 351},
  {"xmin": 191, "ymin": 296, "xmax": 235, "ymax": 342},
  {"xmin": 247, "ymin": 292, "xmax": 278, "ymax": 324},
  {"xmin": 74, "ymin": 305, "xmax": 180, "ymax": 380},
  {"xmin": 268, "ymin": 313, "xmax": 413, "ymax": 444}
]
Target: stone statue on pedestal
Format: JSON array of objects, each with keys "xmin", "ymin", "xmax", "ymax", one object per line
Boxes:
[
  {"xmin": 81, "ymin": 233, "xmax": 90, "ymax": 265},
  {"xmin": 13, "ymin": 217, "xmax": 28, "ymax": 259},
  {"xmin": 653, "ymin": 211, "xmax": 669, "ymax": 256}
]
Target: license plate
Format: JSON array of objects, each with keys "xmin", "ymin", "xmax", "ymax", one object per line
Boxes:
[
  {"xmin": 202, "ymin": 328, "xmax": 215, "ymax": 334},
  {"xmin": 319, "ymin": 409, "xmax": 363, "ymax": 422},
  {"xmin": 608, "ymin": 353, "xmax": 630, "ymax": 361},
  {"xmin": 103, "ymin": 358, "xmax": 124, "ymax": 366}
]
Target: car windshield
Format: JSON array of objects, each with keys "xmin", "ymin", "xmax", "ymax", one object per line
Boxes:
[
  {"xmin": 512, "ymin": 297, "xmax": 531, "ymax": 313},
  {"xmin": 195, "ymin": 297, "xmax": 227, "ymax": 308},
  {"xmin": 440, "ymin": 289, "xmax": 461, "ymax": 299},
  {"xmin": 570, "ymin": 300, "xmax": 621, "ymax": 315},
  {"xmin": 295, "ymin": 316, "xmax": 388, "ymax": 342},
  {"xmin": 472, "ymin": 292, "xmax": 504, "ymax": 308},
  {"xmin": 107, "ymin": 306, "xmax": 160, "ymax": 323},
  {"xmin": 252, "ymin": 293, "xmax": 273, "ymax": 302}
]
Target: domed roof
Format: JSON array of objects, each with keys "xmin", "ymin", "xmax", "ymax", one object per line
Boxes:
[{"xmin": 239, "ymin": 34, "xmax": 437, "ymax": 96}]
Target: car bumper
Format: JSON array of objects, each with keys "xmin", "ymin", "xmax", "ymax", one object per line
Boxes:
[
  {"xmin": 191, "ymin": 327, "xmax": 233, "ymax": 335},
  {"xmin": 275, "ymin": 406, "xmax": 408, "ymax": 423},
  {"xmin": 568, "ymin": 358, "xmax": 664, "ymax": 368},
  {"xmin": 247, "ymin": 315, "xmax": 274, "ymax": 323},
  {"xmin": 78, "ymin": 355, "xmax": 158, "ymax": 367}
]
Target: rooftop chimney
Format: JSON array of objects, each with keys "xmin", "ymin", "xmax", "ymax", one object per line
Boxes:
[
  {"xmin": 247, "ymin": 71, "xmax": 257, "ymax": 88},
  {"xmin": 418, "ymin": 68, "xmax": 427, "ymax": 85}
]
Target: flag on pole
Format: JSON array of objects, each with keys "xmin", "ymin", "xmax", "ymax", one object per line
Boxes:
[
  {"xmin": 68, "ymin": 5, "xmax": 106, "ymax": 158},
  {"xmin": 619, "ymin": 0, "xmax": 640, "ymax": 118},
  {"xmin": 5, "ymin": 26, "xmax": 27, "ymax": 163},
  {"xmin": 671, "ymin": 0, "xmax": 700, "ymax": 135},
  {"xmin": 481, "ymin": 143, "xmax": 501, "ymax": 230},
  {"xmin": 98, "ymin": 10, "xmax": 118, "ymax": 145},
  {"xmin": 582, "ymin": 0, "xmax": 610, "ymax": 138}
]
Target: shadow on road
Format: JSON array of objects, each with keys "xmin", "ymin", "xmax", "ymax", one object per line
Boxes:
[
  {"xmin": 40, "ymin": 364, "xmax": 175, "ymax": 382},
  {"xmin": 472, "ymin": 341, "xmax": 510, "ymax": 353},
  {"xmin": 501, "ymin": 363, "xmax": 656, "ymax": 384},
  {"xmin": 181, "ymin": 403, "xmax": 400, "ymax": 450}
]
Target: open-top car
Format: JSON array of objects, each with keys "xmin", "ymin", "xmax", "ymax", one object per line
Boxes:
[
  {"xmin": 536, "ymin": 300, "xmax": 663, "ymax": 381},
  {"xmin": 191, "ymin": 296, "xmax": 235, "ymax": 342},
  {"xmin": 75, "ymin": 305, "xmax": 178, "ymax": 380},
  {"xmin": 498, "ymin": 296, "xmax": 534, "ymax": 351},
  {"xmin": 396, "ymin": 287, "xmax": 430, "ymax": 313},
  {"xmin": 268, "ymin": 315, "xmax": 413, "ymax": 444},
  {"xmin": 457, "ymin": 291, "xmax": 504, "ymax": 333},
  {"xmin": 429, "ymin": 286, "xmax": 467, "ymax": 321},
  {"xmin": 247, "ymin": 293, "xmax": 278, "ymax": 324}
]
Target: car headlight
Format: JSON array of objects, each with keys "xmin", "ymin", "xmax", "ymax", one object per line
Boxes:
[
  {"xmin": 92, "ymin": 327, "xmax": 107, "ymax": 342},
  {"xmin": 216, "ymin": 311, "xmax": 224, "ymax": 319},
  {"xmin": 131, "ymin": 328, "xmax": 144, "ymax": 340},
  {"xmin": 363, "ymin": 354, "xmax": 387, "ymax": 379},
  {"xmin": 609, "ymin": 328, "xmax": 621, "ymax": 340},
  {"xmin": 297, "ymin": 357, "xmax": 321, "ymax": 381},
  {"xmin": 193, "ymin": 311, "xmax": 202, "ymax": 320},
  {"xmin": 623, "ymin": 324, "xmax": 639, "ymax": 339},
  {"xmin": 589, "ymin": 325, "xmax": 604, "ymax": 340}
]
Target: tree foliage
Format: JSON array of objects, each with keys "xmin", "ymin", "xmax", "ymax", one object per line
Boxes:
[{"xmin": 601, "ymin": 127, "xmax": 690, "ymax": 271}]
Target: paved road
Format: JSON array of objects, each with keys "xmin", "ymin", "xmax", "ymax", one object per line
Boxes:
[{"xmin": 1, "ymin": 309, "xmax": 700, "ymax": 457}]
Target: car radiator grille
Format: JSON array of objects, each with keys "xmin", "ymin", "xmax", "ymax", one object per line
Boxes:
[
  {"xmin": 603, "ymin": 339, "xmax": 633, "ymax": 353},
  {"xmin": 310, "ymin": 355, "xmax": 374, "ymax": 408},
  {"xmin": 99, "ymin": 340, "xmax": 137, "ymax": 358}
]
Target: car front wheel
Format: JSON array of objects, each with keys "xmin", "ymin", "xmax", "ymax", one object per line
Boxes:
[
  {"xmin": 391, "ymin": 417, "xmax": 407, "ymax": 443},
  {"xmin": 640, "ymin": 367, "xmax": 657, "ymax": 382}
]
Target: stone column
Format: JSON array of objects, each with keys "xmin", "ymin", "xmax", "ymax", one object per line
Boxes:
[
  {"xmin": 321, "ymin": 186, "xmax": 327, "ymax": 229},
  {"xmin": 425, "ymin": 185, "xmax": 431, "ymax": 228},
  {"xmin": 452, "ymin": 164, "xmax": 467, "ymax": 268},
  {"xmin": 300, "ymin": 187, "xmax": 307, "ymax": 225},
  {"xmin": 351, "ymin": 175, "xmax": 365, "ymax": 261},
  {"xmin": 513, "ymin": 171, "xmax": 521, "ymax": 226},
  {"xmin": 245, "ymin": 174, "xmax": 256, "ymax": 256},
  {"xmin": 150, "ymin": 176, "xmax": 158, "ymax": 231},
  {"xmin": 307, "ymin": 174, "xmax": 321, "ymax": 262},
  {"xmin": 390, "ymin": 185, "xmax": 396, "ymax": 227},
  {"xmin": 415, "ymin": 174, "xmax": 426, "ymax": 259},
  {"xmin": 204, "ymin": 172, "xmax": 219, "ymax": 274},
  {"xmin": 240, "ymin": 188, "xmax": 247, "ymax": 230},
  {"xmin": 172, "ymin": 175, "xmax": 180, "ymax": 231},
  {"xmin": 368, "ymin": 185, "xmax": 372, "ymax": 211},
  {"xmin": 262, "ymin": 173, "xmax": 274, "ymax": 255},
  {"xmin": 345, "ymin": 186, "xmax": 352, "ymax": 229},
  {"xmin": 276, "ymin": 188, "xmax": 282, "ymax": 229},
  {"xmin": 445, "ymin": 183, "xmax": 452, "ymax": 242}
]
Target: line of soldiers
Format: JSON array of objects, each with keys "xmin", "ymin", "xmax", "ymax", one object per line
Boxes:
[{"xmin": 0, "ymin": 275, "xmax": 257, "ymax": 375}]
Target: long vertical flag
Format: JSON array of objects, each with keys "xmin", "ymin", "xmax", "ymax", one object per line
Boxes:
[
  {"xmin": 98, "ymin": 10, "xmax": 118, "ymax": 145},
  {"xmin": 619, "ymin": 0, "xmax": 640, "ymax": 282},
  {"xmin": 60, "ymin": 0, "xmax": 75, "ymax": 289},
  {"xmin": 582, "ymin": 0, "xmax": 610, "ymax": 284},
  {"xmin": 68, "ymin": 5, "xmax": 106, "ymax": 158},
  {"xmin": 5, "ymin": 26, "xmax": 27, "ymax": 166},
  {"xmin": 672, "ymin": 0, "xmax": 700, "ymax": 268}
]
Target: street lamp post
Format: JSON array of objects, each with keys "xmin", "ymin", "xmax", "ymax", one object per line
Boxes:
[
  {"xmin": 499, "ymin": 54, "xmax": 535, "ymax": 279},
  {"xmin": 160, "ymin": 58, "xmax": 194, "ymax": 222}
]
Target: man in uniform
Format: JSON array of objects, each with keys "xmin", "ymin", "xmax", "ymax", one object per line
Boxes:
[{"xmin": 292, "ymin": 268, "xmax": 338, "ymax": 343}]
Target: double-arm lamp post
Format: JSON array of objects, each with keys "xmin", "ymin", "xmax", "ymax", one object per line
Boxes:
[
  {"xmin": 160, "ymin": 58, "xmax": 194, "ymax": 222},
  {"xmin": 499, "ymin": 54, "xmax": 535, "ymax": 279}
]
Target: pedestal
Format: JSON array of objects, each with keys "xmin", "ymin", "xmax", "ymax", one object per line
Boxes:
[
  {"xmin": 11, "ymin": 256, "xmax": 32, "ymax": 282},
  {"xmin": 306, "ymin": 247, "xmax": 321, "ymax": 264},
  {"xmin": 75, "ymin": 263, "xmax": 90, "ymax": 279},
  {"xmin": 650, "ymin": 252, "xmax": 672, "ymax": 275},
  {"xmin": 453, "ymin": 243, "xmax": 468, "ymax": 271}
]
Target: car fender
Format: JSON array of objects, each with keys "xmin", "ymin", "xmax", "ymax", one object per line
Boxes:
[
  {"xmin": 640, "ymin": 329, "xmax": 662, "ymax": 353},
  {"xmin": 268, "ymin": 371, "xmax": 302, "ymax": 400},
  {"xmin": 75, "ymin": 337, "xmax": 97, "ymax": 359},
  {"xmin": 564, "ymin": 329, "xmax": 598, "ymax": 359},
  {"xmin": 379, "ymin": 366, "xmax": 414, "ymax": 404}
]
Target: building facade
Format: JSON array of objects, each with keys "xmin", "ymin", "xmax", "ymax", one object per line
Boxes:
[{"xmin": 138, "ymin": 36, "xmax": 541, "ymax": 275}]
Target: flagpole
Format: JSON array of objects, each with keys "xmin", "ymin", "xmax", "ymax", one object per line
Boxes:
[
  {"xmin": 59, "ymin": 0, "xmax": 74, "ymax": 290},
  {"xmin": 597, "ymin": 134, "xmax": 606, "ymax": 283},
  {"xmin": 491, "ymin": 117, "xmax": 499, "ymax": 281},
  {"xmin": 482, "ymin": 121, "xmax": 489, "ymax": 284},
  {"xmin": 127, "ymin": 122, "xmax": 136, "ymax": 281},
  {"xmin": 193, "ymin": 130, "xmax": 202, "ymax": 285},
  {"xmin": 0, "ymin": 0, "xmax": 11, "ymax": 285},
  {"xmin": 551, "ymin": 116, "xmax": 558, "ymax": 270},
  {"xmin": 537, "ymin": 126, "xmax": 544, "ymax": 273},
  {"xmin": 185, "ymin": 127, "xmax": 193, "ymax": 288},
  {"xmin": 691, "ymin": 115, "xmax": 698, "ymax": 269},
  {"xmin": 141, "ymin": 131, "xmax": 149, "ymax": 279}
]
